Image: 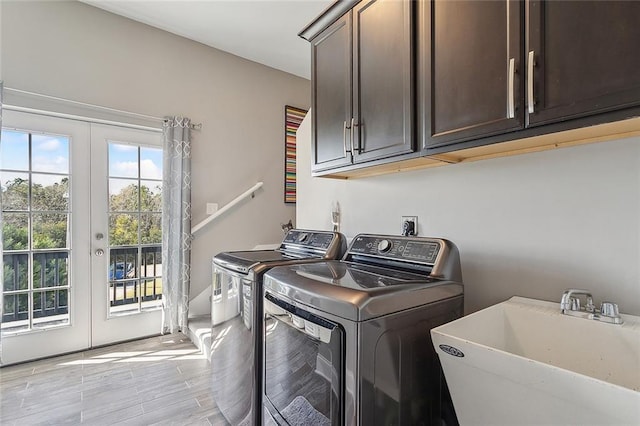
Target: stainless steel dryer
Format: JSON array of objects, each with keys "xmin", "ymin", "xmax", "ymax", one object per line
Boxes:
[
  {"xmin": 262, "ymin": 234, "xmax": 463, "ymax": 426},
  {"xmin": 211, "ymin": 229, "xmax": 346, "ymax": 426}
]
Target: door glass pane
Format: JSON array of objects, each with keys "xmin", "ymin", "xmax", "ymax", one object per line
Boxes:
[
  {"xmin": 32, "ymin": 134, "xmax": 69, "ymax": 174},
  {"xmin": 33, "ymin": 252, "xmax": 69, "ymax": 289},
  {"xmin": 141, "ymin": 246, "xmax": 162, "ymax": 304},
  {"xmin": 109, "ymin": 179, "xmax": 138, "ymax": 211},
  {"xmin": 1, "ymin": 129, "xmax": 71, "ymax": 334},
  {"xmin": 0, "ymin": 172, "xmax": 29, "ymax": 210},
  {"xmin": 108, "ymin": 143, "xmax": 139, "ymax": 178},
  {"xmin": 109, "ymin": 213, "xmax": 139, "ymax": 246},
  {"xmin": 2, "ymin": 293, "xmax": 29, "ymax": 333},
  {"xmin": 33, "ymin": 213, "xmax": 69, "ymax": 249},
  {"xmin": 141, "ymin": 213, "xmax": 162, "ymax": 244},
  {"xmin": 107, "ymin": 142, "xmax": 163, "ymax": 315},
  {"xmin": 2, "ymin": 213, "xmax": 29, "ymax": 250},
  {"xmin": 32, "ymin": 174, "xmax": 69, "ymax": 211},
  {"xmin": 33, "ymin": 289, "xmax": 69, "ymax": 328},
  {"xmin": 3, "ymin": 253, "xmax": 29, "ymax": 291},
  {"xmin": 0, "ymin": 130, "xmax": 29, "ymax": 170},
  {"xmin": 140, "ymin": 147, "xmax": 163, "ymax": 179},
  {"xmin": 140, "ymin": 181, "xmax": 162, "ymax": 211}
]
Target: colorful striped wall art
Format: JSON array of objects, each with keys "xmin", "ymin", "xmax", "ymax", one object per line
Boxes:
[{"xmin": 284, "ymin": 105, "xmax": 308, "ymax": 204}]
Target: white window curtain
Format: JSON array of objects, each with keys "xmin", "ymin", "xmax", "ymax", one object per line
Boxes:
[{"xmin": 161, "ymin": 116, "xmax": 192, "ymax": 334}]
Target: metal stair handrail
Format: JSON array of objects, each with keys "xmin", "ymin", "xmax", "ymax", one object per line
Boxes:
[{"xmin": 190, "ymin": 182, "xmax": 264, "ymax": 237}]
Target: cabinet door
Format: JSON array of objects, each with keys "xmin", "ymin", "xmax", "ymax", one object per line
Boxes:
[
  {"xmin": 311, "ymin": 13, "xmax": 353, "ymax": 172},
  {"xmin": 420, "ymin": 0, "xmax": 523, "ymax": 148},
  {"xmin": 527, "ymin": 1, "xmax": 640, "ymax": 126},
  {"xmin": 352, "ymin": 0, "xmax": 415, "ymax": 163}
]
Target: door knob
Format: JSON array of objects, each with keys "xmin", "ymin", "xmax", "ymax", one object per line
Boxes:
[
  {"xmin": 95, "ymin": 249, "xmax": 105, "ymax": 257},
  {"xmin": 96, "ymin": 233, "xmax": 104, "ymax": 240}
]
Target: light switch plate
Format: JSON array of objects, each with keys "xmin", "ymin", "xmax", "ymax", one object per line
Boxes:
[{"xmin": 206, "ymin": 203, "xmax": 219, "ymax": 215}]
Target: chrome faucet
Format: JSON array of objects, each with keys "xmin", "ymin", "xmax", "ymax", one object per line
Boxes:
[
  {"xmin": 560, "ymin": 289, "xmax": 595, "ymax": 313},
  {"xmin": 560, "ymin": 289, "xmax": 623, "ymax": 325}
]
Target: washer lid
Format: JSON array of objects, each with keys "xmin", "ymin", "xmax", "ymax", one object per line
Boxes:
[
  {"xmin": 213, "ymin": 250, "xmax": 321, "ymax": 274},
  {"xmin": 291, "ymin": 261, "xmax": 430, "ymax": 289},
  {"xmin": 212, "ymin": 229, "xmax": 346, "ymax": 274},
  {"xmin": 263, "ymin": 261, "xmax": 463, "ymax": 321},
  {"xmin": 217, "ymin": 249, "xmax": 309, "ymax": 264}
]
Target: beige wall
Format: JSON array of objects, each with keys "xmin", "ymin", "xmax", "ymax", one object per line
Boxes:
[
  {"xmin": 1, "ymin": 1, "xmax": 310, "ymax": 301},
  {"xmin": 297, "ymin": 114, "xmax": 640, "ymax": 316}
]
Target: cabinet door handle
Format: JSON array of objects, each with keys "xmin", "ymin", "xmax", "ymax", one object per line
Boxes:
[
  {"xmin": 350, "ymin": 117, "xmax": 358, "ymax": 155},
  {"xmin": 507, "ymin": 58, "xmax": 516, "ymax": 119},
  {"xmin": 527, "ymin": 50, "xmax": 535, "ymax": 114},
  {"xmin": 343, "ymin": 120, "xmax": 350, "ymax": 157}
]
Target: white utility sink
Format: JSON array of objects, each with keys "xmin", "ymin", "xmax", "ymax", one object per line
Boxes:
[{"xmin": 431, "ymin": 296, "xmax": 640, "ymax": 425}]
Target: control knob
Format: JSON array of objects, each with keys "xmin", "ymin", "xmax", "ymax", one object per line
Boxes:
[{"xmin": 377, "ymin": 239, "xmax": 393, "ymax": 253}]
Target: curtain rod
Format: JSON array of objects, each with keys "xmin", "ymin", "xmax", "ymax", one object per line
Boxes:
[
  {"xmin": 4, "ymin": 87, "xmax": 202, "ymax": 130},
  {"xmin": 4, "ymin": 104, "xmax": 164, "ymax": 133}
]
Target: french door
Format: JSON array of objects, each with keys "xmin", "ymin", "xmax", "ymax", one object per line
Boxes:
[
  {"xmin": 1, "ymin": 110, "xmax": 163, "ymax": 365},
  {"xmin": 90, "ymin": 124, "xmax": 163, "ymax": 346}
]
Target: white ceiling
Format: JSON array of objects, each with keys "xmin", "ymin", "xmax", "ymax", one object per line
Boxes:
[{"xmin": 81, "ymin": 0, "xmax": 333, "ymax": 79}]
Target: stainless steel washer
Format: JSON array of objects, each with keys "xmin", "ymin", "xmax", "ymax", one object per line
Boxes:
[
  {"xmin": 211, "ymin": 229, "xmax": 346, "ymax": 426},
  {"xmin": 262, "ymin": 234, "xmax": 463, "ymax": 426}
]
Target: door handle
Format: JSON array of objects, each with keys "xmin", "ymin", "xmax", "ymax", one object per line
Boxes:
[{"xmin": 95, "ymin": 249, "xmax": 105, "ymax": 257}]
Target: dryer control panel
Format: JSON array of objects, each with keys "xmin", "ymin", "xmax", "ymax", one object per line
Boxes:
[
  {"xmin": 279, "ymin": 229, "xmax": 346, "ymax": 260},
  {"xmin": 282, "ymin": 229, "xmax": 337, "ymax": 250}
]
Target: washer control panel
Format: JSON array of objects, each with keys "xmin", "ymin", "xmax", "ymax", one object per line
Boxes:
[{"xmin": 349, "ymin": 235, "xmax": 442, "ymax": 265}]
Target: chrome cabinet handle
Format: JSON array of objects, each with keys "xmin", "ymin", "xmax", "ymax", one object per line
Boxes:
[
  {"xmin": 343, "ymin": 120, "xmax": 349, "ymax": 157},
  {"xmin": 527, "ymin": 50, "xmax": 535, "ymax": 114},
  {"xmin": 350, "ymin": 117, "xmax": 358, "ymax": 155},
  {"xmin": 507, "ymin": 58, "xmax": 515, "ymax": 119}
]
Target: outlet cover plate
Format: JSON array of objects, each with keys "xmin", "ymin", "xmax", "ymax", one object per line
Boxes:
[{"xmin": 401, "ymin": 216, "xmax": 418, "ymax": 235}]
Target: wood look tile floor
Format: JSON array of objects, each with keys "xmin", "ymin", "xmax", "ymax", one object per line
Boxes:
[{"xmin": 0, "ymin": 334, "xmax": 230, "ymax": 425}]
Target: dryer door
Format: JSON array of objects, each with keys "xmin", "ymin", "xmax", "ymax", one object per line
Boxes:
[
  {"xmin": 210, "ymin": 264, "xmax": 255, "ymax": 425},
  {"xmin": 263, "ymin": 292, "xmax": 344, "ymax": 425}
]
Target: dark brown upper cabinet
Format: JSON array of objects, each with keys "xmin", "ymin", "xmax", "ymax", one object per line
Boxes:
[
  {"xmin": 310, "ymin": 13, "xmax": 353, "ymax": 171},
  {"xmin": 526, "ymin": 1, "xmax": 640, "ymax": 127},
  {"xmin": 419, "ymin": 0, "xmax": 524, "ymax": 149},
  {"xmin": 306, "ymin": 0, "xmax": 415, "ymax": 174},
  {"xmin": 302, "ymin": 0, "xmax": 640, "ymax": 178},
  {"xmin": 420, "ymin": 0, "xmax": 640, "ymax": 150}
]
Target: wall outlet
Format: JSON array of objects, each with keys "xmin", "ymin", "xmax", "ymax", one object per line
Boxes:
[
  {"xmin": 206, "ymin": 203, "xmax": 219, "ymax": 215},
  {"xmin": 401, "ymin": 216, "xmax": 418, "ymax": 236}
]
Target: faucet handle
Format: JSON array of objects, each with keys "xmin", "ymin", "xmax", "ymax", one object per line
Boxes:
[
  {"xmin": 585, "ymin": 295, "xmax": 596, "ymax": 313},
  {"xmin": 598, "ymin": 302, "xmax": 623, "ymax": 324},
  {"xmin": 600, "ymin": 302, "xmax": 620, "ymax": 318},
  {"xmin": 569, "ymin": 297, "xmax": 581, "ymax": 311}
]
